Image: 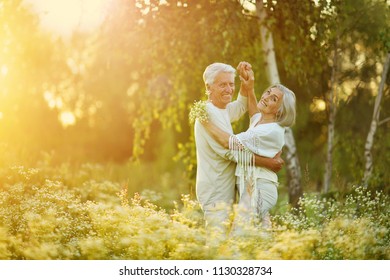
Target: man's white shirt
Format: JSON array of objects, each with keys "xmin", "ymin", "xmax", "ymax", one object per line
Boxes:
[{"xmin": 194, "ymin": 94, "xmax": 247, "ymax": 210}]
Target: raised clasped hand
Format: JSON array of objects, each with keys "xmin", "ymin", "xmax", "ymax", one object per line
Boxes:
[{"xmin": 237, "ymin": 61, "xmax": 254, "ymax": 92}]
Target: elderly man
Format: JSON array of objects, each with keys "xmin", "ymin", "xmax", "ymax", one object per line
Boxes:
[{"xmin": 194, "ymin": 62, "xmax": 283, "ymax": 235}]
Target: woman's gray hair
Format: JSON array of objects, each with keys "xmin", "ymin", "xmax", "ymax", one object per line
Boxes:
[
  {"xmin": 203, "ymin": 62, "xmax": 236, "ymax": 89},
  {"xmin": 273, "ymin": 84, "xmax": 296, "ymax": 127}
]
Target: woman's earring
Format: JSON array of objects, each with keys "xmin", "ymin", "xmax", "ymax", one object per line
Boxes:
[{"xmin": 205, "ymin": 90, "xmax": 211, "ymax": 95}]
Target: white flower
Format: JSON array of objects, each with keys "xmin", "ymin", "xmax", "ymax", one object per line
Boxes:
[{"xmin": 189, "ymin": 100, "xmax": 209, "ymax": 124}]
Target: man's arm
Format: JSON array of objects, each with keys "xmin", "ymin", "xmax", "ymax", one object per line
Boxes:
[
  {"xmin": 254, "ymin": 151, "xmax": 284, "ymax": 173},
  {"xmin": 226, "ymin": 61, "xmax": 255, "ymax": 123},
  {"xmin": 202, "ymin": 121, "xmax": 230, "ymax": 148}
]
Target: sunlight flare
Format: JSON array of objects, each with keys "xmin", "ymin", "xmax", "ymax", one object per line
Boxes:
[
  {"xmin": 1, "ymin": 65, "xmax": 8, "ymax": 76},
  {"xmin": 23, "ymin": 0, "xmax": 112, "ymax": 37},
  {"xmin": 60, "ymin": 111, "xmax": 76, "ymax": 127},
  {"xmin": 310, "ymin": 98, "xmax": 326, "ymax": 112}
]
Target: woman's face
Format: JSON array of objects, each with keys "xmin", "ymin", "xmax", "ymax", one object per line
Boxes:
[{"xmin": 257, "ymin": 87, "xmax": 283, "ymax": 115}]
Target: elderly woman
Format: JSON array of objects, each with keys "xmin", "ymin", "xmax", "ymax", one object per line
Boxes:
[{"xmin": 202, "ymin": 65, "xmax": 296, "ymax": 232}]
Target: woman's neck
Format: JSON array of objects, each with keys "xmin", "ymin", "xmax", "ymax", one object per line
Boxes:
[{"xmin": 259, "ymin": 113, "xmax": 276, "ymax": 124}]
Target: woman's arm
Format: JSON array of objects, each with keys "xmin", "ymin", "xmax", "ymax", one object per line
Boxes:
[
  {"xmin": 247, "ymin": 82, "xmax": 259, "ymax": 118},
  {"xmin": 237, "ymin": 62, "xmax": 259, "ymax": 118}
]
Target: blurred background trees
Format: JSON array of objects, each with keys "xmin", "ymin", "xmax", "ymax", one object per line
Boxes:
[{"xmin": 0, "ymin": 0, "xmax": 389, "ymax": 203}]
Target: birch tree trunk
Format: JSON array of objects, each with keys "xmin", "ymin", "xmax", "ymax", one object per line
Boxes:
[
  {"xmin": 363, "ymin": 52, "xmax": 390, "ymax": 186},
  {"xmin": 324, "ymin": 41, "xmax": 339, "ymax": 193},
  {"xmin": 256, "ymin": 2, "xmax": 302, "ymax": 207}
]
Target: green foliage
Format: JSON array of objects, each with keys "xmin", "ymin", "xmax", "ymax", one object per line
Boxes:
[{"xmin": 262, "ymin": 0, "xmax": 390, "ymax": 191}]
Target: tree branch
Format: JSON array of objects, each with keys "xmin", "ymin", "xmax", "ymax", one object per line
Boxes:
[{"xmin": 379, "ymin": 117, "xmax": 390, "ymax": 126}]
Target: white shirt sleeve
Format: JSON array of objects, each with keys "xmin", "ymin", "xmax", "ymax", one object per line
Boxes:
[
  {"xmin": 236, "ymin": 124, "xmax": 285, "ymax": 158},
  {"xmin": 226, "ymin": 94, "xmax": 248, "ymax": 123}
]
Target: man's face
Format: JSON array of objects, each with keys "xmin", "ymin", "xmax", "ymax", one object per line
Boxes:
[{"xmin": 208, "ymin": 72, "xmax": 235, "ymax": 109}]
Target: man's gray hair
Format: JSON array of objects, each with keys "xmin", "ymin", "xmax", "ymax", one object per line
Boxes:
[
  {"xmin": 203, "ymin": 62, "xmax": 236, "ymax": 87},
  {"xmin": 273, "ymin": 84, "xmax": 296, "ymax": 127}
]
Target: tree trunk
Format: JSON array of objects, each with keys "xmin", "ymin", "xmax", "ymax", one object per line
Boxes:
[
  {"xmin": 363, "ymin": 52, "xmax": 390, "ymax": 185},
  {"xmin": 324, "ymin": 41, "xmax": 339, "ymax": 193},
  {"xmin": 256, "ymin": 2, "xmax": 302, "ymax": 207}
]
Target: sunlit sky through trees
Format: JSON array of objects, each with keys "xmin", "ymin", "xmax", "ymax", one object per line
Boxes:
[
  {"xmin": 0, "ymin": 0, "xmax": 388, "ymax": 179},
  {"xmin": 23, "ymin": 0, "xmax": 111, "ymax": 38},
  {"xmin": 20, "ymin": 0, "xmax": 333, "ymax": 118}
]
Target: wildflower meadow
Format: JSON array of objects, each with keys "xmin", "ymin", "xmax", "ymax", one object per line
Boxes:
[{"xmin": 0, "ymin": 162, "xmax": 388, "ymax": 260}]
